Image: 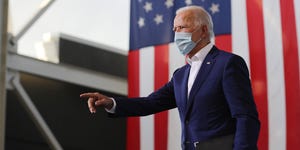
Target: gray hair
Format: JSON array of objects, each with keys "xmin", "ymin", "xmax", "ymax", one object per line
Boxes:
[{"xmin": 176, "ymin": 6, "xmax": 215, "ymax": 39}]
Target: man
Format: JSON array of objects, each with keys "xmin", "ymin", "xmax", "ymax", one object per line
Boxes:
[{"xmin": 80, "ymin": 6, "xmax": 260, "ymax": 150}]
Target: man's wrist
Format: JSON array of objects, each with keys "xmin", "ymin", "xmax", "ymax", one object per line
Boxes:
[
  {"xmin": 105, "ymin": 98, "xmax": 116, "ymax": 113},
  {"xmin": 105, "ymin": 98, "xmax": 114, "ymax": 110}
]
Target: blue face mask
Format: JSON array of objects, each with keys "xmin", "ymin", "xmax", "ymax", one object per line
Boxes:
[{"xmin": 174, "ymin": 32, "xmax": 201, "ymax": 55}]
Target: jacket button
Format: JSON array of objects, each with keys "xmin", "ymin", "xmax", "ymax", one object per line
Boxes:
[{"xmin": 185, "ymin": 120, "xmax": 189, "ymax": 124}]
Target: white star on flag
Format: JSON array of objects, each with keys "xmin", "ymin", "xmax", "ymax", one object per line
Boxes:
[
  {"xmin": 154, "ymin": 14, "xmax": 163, "ymax": 25},
  {"xmin": 185, "ymin": 0, "xmax": 192, "ymax": 5},
  {"xmin": 210, "ymin": 3, "xmax": 220, "ymax": 14},
  {"xmin": 138, "ymin": 17, "xmax": 145, "ymax": 28},
  {"xmin": 165, "ymin": 0, "xmax": 174, "ymax": 8},
  {"xmin": 143, "ymin": 2, "xmax": 153, "ymax": 13}
]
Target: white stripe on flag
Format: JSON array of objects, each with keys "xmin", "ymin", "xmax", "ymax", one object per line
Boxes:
[
  {"xmin": 231, "ymin": 0, "xmax": 250, "ymax": 67},
  {"xmin": 294, "ymin": 0, "xmax": 300, "ymax": 79},
  {"xmin": 167, "ymin": 43, "xmax": 185, "ymax": 150},
  {"xmin": 167, "ymin": 108, "xmax": 181, "ymax": 150},
  {"xmin": 263, "ymin": 0, "xmax": 286, "ymax": 149},
  {"xmin": 168, "ymin": 43, "xmax": 186, "ymax": 79},
  {"xmin": 140, "ymin": 47, "xmax": 154, "ymax": 150}
]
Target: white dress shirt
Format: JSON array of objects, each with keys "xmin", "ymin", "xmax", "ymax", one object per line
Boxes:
[{"xmin": 186, "ymin": 43, "xmax": 213, "ymax": 98}]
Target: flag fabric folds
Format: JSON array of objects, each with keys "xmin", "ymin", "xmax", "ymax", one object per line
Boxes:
[{"xmin": 128, "ymin": 0, "xmax": 300, "ymax": 150}]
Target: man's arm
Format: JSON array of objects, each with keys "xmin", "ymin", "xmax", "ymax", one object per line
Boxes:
[
  {"xmin": 80, "ymin": 79, "xmax": 177, "ymax": 117},
  {"xmin": 110, "ymin": 80, "xmax": 177, "ymax": 117},
  {"xmin": 222, "ymin": 55, "xmax": 260, "ymax": 150}
]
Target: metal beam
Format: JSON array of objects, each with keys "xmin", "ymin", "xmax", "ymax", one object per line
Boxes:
[
  {"xmin": 0, "ymin": 0, "xmax": 8, "ymax": 149},
  {"xmin": 13, "ymin": 0, "xmax": 55, "ymax": 42},
  {"xmin": 11, "ymin": 74, "xmax": 63, "ymax": 150},
  {"xmin": 7, "ymin": 52, "xmax": 128, "ymax": 95}
]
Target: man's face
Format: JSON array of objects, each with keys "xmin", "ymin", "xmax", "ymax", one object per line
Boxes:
[{"xmin": 173, "ymin": 11, "xmax": 203, "ymax": 43}]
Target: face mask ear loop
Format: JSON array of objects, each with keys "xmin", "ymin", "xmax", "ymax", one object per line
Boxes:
[{"xmin": 195, "ymin": 37, "xmax": 202, "ymax": 43}]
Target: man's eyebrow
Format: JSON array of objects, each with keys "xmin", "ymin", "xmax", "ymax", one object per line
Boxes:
[{"xmin": 174, "ymin": 25, "xmax": 189, "ymax": 29}]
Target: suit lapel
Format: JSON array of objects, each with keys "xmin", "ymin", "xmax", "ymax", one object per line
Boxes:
[{"xmin": 185, "ymin": 47, "xmax": 219, "ymax": 117}]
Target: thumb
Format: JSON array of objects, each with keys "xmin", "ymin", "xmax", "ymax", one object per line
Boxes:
[
  {"xmin": 95, "ymin": 99, "xmax": 104, "ymax": 106},
  {"xmin": 95, "ymin": 98, "xmax": 113, "ymax": 109}
]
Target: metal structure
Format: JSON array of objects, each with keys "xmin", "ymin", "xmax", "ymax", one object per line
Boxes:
[
  {"xmin": 7, "ymin": 52, "xmax": 127, "ymax": 94},
  {"xmin": 0, "ymin": 0, "xmax": 8, "ymax": 149},
  {"xmin": 11, "ymin": 73, "xmax": 63, "ymax": 150},
  {"xmin": 2, "ymin": 0, "xmax": 127, "ymax": 149}
]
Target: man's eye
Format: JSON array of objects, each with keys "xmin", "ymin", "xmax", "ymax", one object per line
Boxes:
[
  {"xmin": 173, "ymin": 26, "xmax": 188, "ymax": 31},
  {"xmin": 179, "ymin": 26, "xmax": 189, "ymax": 29}
]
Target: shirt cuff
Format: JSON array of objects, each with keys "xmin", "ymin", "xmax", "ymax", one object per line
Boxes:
[{"xmin": 105, "ymin": 98, "xmax": 116, "ymax": 113}]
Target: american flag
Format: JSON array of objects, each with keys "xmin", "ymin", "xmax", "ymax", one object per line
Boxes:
[{"xmin": 127, "ymin": 0, "xmax": 300, "ymax": 150}]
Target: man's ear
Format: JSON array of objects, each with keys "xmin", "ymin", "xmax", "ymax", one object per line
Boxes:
[{"xmin": 201, "ymin": 25, "xmax": 209, "ymax": 37}]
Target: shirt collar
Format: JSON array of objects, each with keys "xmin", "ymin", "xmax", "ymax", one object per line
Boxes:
[{"xmin": 187, "ymin": 42, "xmax": 213, "ymax": 65}]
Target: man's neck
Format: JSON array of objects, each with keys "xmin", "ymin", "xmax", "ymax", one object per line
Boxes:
[{"xmin": 187, "ymin": 40, "xmax": 211, "ymax": 58}]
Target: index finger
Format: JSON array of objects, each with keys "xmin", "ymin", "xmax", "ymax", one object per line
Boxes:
[{"xmin": 80, "ymin": 93, "xmax": 98, "ymax": 98}]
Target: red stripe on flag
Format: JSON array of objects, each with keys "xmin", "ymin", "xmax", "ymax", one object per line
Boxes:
[
  {"xmin": 246, "ymin": 1, "xmax": 269, "ymax": 150},
  {"xmin": 215, "ymin": 34, "xmax": 232, "ymax": 52},
  {"xmin": 279, "ymin": 0, "xmax": 300, "ymax": 149},
  {"xmin": 154, "ymin": 44, "xmax": 169, "ymax": 150},
  {"xmin": 127, "ymin": 50, "xmax": 140, "ymax": 150}
]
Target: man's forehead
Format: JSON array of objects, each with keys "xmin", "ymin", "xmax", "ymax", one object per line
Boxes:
[{"xmin": 174, "ymin": 13, "xmax": 195, "ymax": 25}]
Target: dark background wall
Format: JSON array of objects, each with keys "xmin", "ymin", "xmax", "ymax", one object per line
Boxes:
[
  {"xmin": 59, "ymin": 34, "xmax": 128, "ymax": 78},
  {"xmin": 5, "ymin": 73, "xmax": 127, "ymax": 150}
]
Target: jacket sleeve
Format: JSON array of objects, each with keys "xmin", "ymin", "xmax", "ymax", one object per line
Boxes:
[
  {"xmin": 222, "ymin": 55, "xmax": 260, "ymax": 150},
  {"xmin": 109, "ymin": 78, "xmax": 177, "ymax": 117}
]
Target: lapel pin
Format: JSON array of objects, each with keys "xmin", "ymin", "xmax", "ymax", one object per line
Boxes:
[{"xmin": 206, "ymin": 61, "xmax": 211, "ymax": 64}]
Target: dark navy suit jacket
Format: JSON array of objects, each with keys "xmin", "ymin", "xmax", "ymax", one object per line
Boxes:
[{"xmin": 111, "ymin": 46, "xmax": 260, "ymax": 150}]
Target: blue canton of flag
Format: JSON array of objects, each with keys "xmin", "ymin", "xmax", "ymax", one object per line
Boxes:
[{"xmin": 129, "ymin": 0, "xmax": 231, "ymax": 50}]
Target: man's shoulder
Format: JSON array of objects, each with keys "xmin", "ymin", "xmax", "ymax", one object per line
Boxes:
[
  {"xmin": 174, "ymin": 64, "xmax": 189, "ymax": 73},
  {"xmin": 213, "ymin": 46, "xmax": 234, "ymax": 56},
  {"xmin": 213, "ymin": 46, "xmax": 243, "ymax": 60}
]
